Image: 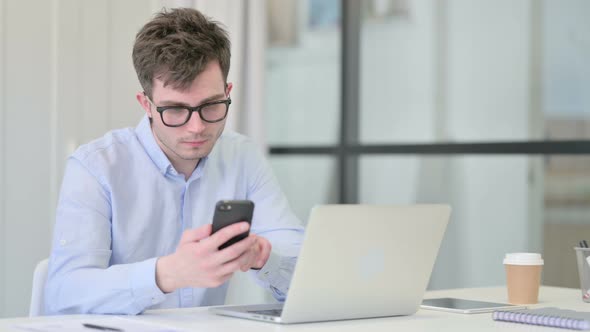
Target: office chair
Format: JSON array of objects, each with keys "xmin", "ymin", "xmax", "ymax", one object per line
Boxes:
[{"xmin": 29, "ymin": 258, "xmax": 49, "ymax": 317}]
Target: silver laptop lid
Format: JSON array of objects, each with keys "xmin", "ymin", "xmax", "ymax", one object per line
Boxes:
[{"xmin": 280, "ymin": 204, "xmax": 450, "ymax": 323}]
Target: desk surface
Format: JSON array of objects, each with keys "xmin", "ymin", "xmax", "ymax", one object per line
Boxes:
[{"xmin": 1, "ymin": 286, "xmax": 587, "ymax": 331}]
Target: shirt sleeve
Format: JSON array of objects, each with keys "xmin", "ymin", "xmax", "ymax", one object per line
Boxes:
[
  {"xmin": 45, "ymin": 157, "xmax": 166, "ymax": 315},
  {"xmin": 252, "ymin": 253, "xmax": 297, "ymax": 301},
  {"xmin": 243, "ymin": 142, "xmax": 305, "ymax": 301}
]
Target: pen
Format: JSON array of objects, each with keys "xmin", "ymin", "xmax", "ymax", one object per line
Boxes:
[{"xmin": 82, "ymin": 323, "xmax": 124, "ymax": 331}]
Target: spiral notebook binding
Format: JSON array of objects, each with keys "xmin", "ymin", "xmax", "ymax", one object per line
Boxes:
[{"xmin": 493, "ymin": 309, "xmax": 590, "ymax": 330}]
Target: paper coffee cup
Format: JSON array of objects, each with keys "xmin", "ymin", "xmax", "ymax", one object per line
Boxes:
[{"xmin": 504, "ymin": 253, "xmax": 543, "ymax": 304}]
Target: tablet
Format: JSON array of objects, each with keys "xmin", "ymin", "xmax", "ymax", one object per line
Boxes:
[{"xmin": 421, "ymin": 297, "xmax": 527, "ymax": 314}]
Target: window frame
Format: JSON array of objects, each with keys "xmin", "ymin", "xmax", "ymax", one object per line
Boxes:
[{"xmin": 268, "ymin": 0, "xmax": 590, "ymax": 204}]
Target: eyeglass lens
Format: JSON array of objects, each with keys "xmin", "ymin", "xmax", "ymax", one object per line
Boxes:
[{"xmin": 162, "ymin": 102, "xmax": 227, "ymax": 125}]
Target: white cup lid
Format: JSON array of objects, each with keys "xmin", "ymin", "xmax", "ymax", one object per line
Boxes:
[{"xmin": 503, "ymin": 253, "xmax": 544, "ymax": 265}]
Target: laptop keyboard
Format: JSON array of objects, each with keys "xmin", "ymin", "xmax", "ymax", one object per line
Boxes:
[{"xmin": 248, "ymin": 309, "xmax": 283, "ymax": 317}]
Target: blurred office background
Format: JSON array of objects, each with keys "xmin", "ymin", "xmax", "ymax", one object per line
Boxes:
[{"xmin": 0, "ymin": 0, "xmax": 589, "ymax": 318}]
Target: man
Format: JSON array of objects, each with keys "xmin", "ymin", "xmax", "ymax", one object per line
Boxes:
[{"xmin": 45, "ymin": 8, "xmax": 304, "ymax": 315}]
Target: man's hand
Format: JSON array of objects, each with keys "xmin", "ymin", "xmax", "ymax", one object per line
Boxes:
[
  {"xmin": 236, "ymin": 235, "xmax": 272, "ymax": 272},
  {"xmin": 155, "ymin": 222, "xmax": 272, "ymax": 293}
]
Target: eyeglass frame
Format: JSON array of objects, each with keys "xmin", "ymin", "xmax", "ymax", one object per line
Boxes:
[{"xmin": 144, "ymin": 93, "xmax": 232, "ymax": 127}]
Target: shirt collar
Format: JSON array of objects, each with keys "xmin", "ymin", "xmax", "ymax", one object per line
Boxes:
[{"xmin": 135, "ymin": 115, "xmax": 173, "ymax": 175}]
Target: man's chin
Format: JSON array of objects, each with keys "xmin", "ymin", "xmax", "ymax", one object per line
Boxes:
[{"xmin": 178, "ymin": 148, "xmax": 212, "ymax": 161}]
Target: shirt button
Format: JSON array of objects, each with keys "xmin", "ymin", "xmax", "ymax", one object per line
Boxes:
[
  {"xmin": 152, "ymin": 297, "xmax": 158, "ymax": 304},
  {"xmin": 59, "ymin": 239, "xmax": 67, "ymax": 246}
]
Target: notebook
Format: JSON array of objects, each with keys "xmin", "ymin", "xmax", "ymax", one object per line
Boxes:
[
  {"xmin": 210, "ymin": 204, "xmax": 451, "ymax": 324},
  {"xmin": 493, "ymin": 308, "xmax": 590, "ymax": 330}
]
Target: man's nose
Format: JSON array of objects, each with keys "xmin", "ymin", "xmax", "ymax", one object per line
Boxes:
[{"xmin": 186, "ymin": 111, "xmax": 207, "ymax": 133}]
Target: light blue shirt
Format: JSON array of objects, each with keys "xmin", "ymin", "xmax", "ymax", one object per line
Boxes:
[{"xmin": 45, "ymin": 116, "xmax": 305, "ymax": 315}]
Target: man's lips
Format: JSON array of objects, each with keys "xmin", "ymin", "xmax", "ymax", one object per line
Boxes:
[{"xmin": 182, "ymin": 139, "xmax": 207, "ymax": 147}]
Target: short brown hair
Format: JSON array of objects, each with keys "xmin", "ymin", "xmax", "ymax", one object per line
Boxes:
[{"xmin": 132, "ymin": 8, "xmax": 231, "ymax": 98}]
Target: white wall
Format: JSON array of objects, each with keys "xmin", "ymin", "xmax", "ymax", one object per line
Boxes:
[
  {"xmin": 55, "ymin": 0, "xmax": 153, "ymax": 181},
  {"xmin": 0, "ymin": 0, "xmax": 6, "ymax": 318},
  {"xmin": 1, "ymin": 0, "xmax": 54, "ymax": 318},
  {"xmin": 0, "ymin": 0, "xmax": 155, "ymax": 318}
]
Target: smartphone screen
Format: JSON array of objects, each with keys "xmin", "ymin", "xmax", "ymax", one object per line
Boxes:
[{"xmin": 211, "ymin": 200, "xmax": 254, "ymax": 250}]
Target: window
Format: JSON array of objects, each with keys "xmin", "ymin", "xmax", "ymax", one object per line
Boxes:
[{"xmin": 266, "ymin": 0, "xmax": 590, "ymax": 289}]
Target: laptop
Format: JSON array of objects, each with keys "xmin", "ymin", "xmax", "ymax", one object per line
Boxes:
[{"xmin": 210, "ymin": 204, "xmax": 451, "ymax": 324}]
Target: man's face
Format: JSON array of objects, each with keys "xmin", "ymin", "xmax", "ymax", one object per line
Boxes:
[{"xmin": 137, "ymin": 61, "xmax": 232, "ymax": 170}]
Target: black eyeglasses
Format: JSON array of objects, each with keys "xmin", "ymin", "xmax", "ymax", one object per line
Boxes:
[{"xmin": 146, "ymin": 95, "xmax": 231, "ymax": 127}]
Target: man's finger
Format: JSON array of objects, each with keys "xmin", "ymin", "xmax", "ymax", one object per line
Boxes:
[
  {"xmin": 236, "ymin": 249, "xmax": 253, "ymax": 272},
  {"xmin": 179, "ymin": 224, "xmax": 212, "ymax": 245},
  {"xmin": 203, "ymin": 222, "xmax": 250, "ymax": 250},
  {"xmin": 221, "ymin": 248, "xmax": 254, "ymax": 273},
  {"xmin": 214, "ymin": 234, "xmax": 256, "ymax": 264},
  {"xmin": 217, "ymin": 257, "xmax": 244, "ymax": 276},
  {"xmin": 254, "ymin": 237, "xmax": 272, "ymax": 268}
]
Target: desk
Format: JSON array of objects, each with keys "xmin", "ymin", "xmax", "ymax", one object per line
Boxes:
[{"xmin": 0, "ymin": 286, "xmax": 586, "ymax": 331}]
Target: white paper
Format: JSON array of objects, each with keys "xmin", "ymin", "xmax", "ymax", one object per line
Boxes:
[{"xmin": 13, "ymin": 316, "xmax": 186, "ymax": 332}]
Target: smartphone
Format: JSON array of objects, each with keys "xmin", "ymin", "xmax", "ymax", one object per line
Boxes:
[{"xmin": 211, "ymin": 200, "xmax": 254, "ymax": 250}]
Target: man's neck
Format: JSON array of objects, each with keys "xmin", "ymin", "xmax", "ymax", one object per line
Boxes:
[
  {"xmin": 173, "ymin": 159, "xmax": 200, "ymax": 181},
  {"xmin": 149, "ymin": 128, "xmax": 200, "ymax": 180}
]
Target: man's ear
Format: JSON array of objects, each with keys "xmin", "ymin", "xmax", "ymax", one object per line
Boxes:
[
  {"xmin": 136, "ymin": 92, "xmax": 152, "ymax": 118},
  {"xmin": 226, "ymin": 82, "xmax": 233, "ymax": 97}
]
